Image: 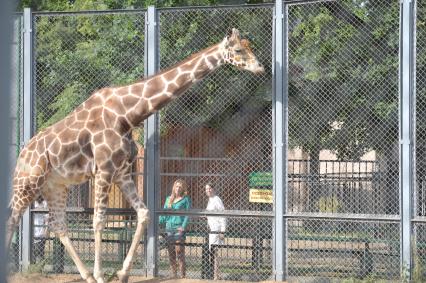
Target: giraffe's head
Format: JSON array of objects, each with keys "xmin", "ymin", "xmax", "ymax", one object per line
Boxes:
[{"xmin": 221, "ymin": 28, "xmax": 265, "ymax": 74}]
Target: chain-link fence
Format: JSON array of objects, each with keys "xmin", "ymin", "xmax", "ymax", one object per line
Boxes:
[
  {"xmin": 287, "ymin": 1, "xmax": 401, "ymax": 281},
  {"xmin": 415, "ymin": 0, "xmax": 426, "ymax": 280},
  {"xmin": 157, "ymin": 6, "xmax": 273, "ymax": 280},
  {"xmin": 8, "ymin": 0, "xmax": 426, "ymax": 282},
  {"xmin": 29, "ymin": 10, "xmax": 147, "ymax": 274}
]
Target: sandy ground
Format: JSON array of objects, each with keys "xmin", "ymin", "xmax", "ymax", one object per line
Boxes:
[{"xmin": 8, "ymin": 273, "xmax": 278, "ymax": 283}]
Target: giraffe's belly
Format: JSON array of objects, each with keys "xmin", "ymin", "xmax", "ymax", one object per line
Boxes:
[{"xmin": 48, "ymin": 162, "xmax": 94, "ymax": 186}]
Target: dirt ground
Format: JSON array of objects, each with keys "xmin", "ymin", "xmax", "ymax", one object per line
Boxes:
[{"xmin": 8, "ymin": 273, "xmax": 278, "ymax": 283}]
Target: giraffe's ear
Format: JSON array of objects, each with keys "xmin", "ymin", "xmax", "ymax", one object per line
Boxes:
[{"xmin": 226, "ymin": 28, "xmax": 240, "ymax": 41}]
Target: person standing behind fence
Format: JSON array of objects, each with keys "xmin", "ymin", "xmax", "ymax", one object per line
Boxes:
[
  {"xmin": 205, "ymin": 182, "xmax": 226, "ymax": 280},
  {"xmin": 33, "ymin": 197, "xmax": 48, "ymax": 261},
  {"xmin": 159, "ymin": 179, "xmax": 191, "ymax": 278}
]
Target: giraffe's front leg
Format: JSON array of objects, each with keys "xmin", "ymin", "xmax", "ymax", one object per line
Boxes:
[
  {"xmin": 44, "ymin": 183, "xmax": 96, "ymax": 283},
  {"xmin": 93, "ymin": 172, "xmax": 112, "ymax": 283},
  {"xmin": 116, "ymin": 174, "xmax": 149, "ymax": 283}
]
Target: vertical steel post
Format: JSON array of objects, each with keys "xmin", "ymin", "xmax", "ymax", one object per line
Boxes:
[
  {"xmin": 273, "ymin": 0, "xmax": 288, "ymax": 280},
  {"xmin": 399, "ymin": 0, "xmax": 415, "ymax": 277},
  {"xmin": 0, "ymin": 0, "xmax": 14, "ymax": 279},
  {"xmin": 21, "ymin": 7, "xmax": 34, "ymax": 270},
  {"xmin": 144, "ymin": 6, "xmax": 159, "ymax": 277}
]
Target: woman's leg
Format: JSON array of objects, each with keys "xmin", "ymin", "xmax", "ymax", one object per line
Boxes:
[
  {"xmin": 167, "ymin": 243, "xmax": 177, "ymax": 277},
  {"xmin": 176, "ymin": 241, "xmax": 186, "ymax": 278}
]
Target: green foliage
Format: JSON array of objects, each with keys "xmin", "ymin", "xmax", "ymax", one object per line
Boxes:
[
  {"xmin": 25, "ymin": 0, "xmax": 426, "ymax": 166},
  {"xmin": 288, "ymin": 1, "xmax": 401, "ymax": 160},
  {"xmin": 34, "ymin": 2, "xmax": 146, "ymax": 130}
]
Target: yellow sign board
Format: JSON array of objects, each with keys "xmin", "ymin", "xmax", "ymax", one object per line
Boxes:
[{"xmin": 249, "ymin": 188, "xmax": 273, "ymax": 203}]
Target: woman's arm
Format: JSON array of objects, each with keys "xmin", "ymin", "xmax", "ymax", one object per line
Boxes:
[
  {"xmin": 216, "ymin": 197, "xmax": 227, "ymax": 232},
  {"xmin": 181, "ymin": 197, "xmax": 191, "ymax": 230},
  {"xmin": 159, "ymin": 197, "xmax": 169, "ymax": 224}
]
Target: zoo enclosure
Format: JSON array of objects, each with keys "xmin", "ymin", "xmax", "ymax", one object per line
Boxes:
[{"xmin": 8, "ymin": 0, "xmax": 426, "ymax": 281}]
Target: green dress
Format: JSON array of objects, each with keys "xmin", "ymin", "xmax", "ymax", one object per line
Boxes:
[{"xmin": 159, "ymin": 195, "xmax": 191, "ymax": 241}]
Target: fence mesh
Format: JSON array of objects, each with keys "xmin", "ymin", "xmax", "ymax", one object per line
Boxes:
[
  {"xmin": 8, "ymin": 14, "xmax": 24, "ymax": 274},
  {"xmin": 9, "ymin": 1, "xmax": 426, "ymax": 281},
  {"xmin": 287, "ymin": 0, "xmax": 400, "ymax": 280},
  {"xmin": 30, "ymin": 10, "xmax": 147, "ymax": 273},
  {"xmin": 157, "ymin": 5, "xmax": 273, "ymax": 280},
  {"xmin": 415, "ymin": 0, "xmax": 426, "ymax": 280}
]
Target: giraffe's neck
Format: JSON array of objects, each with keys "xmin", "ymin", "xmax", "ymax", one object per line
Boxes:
[{"xmin": 122, "ymin": 42, "xmax": 225, "ymax": 128}]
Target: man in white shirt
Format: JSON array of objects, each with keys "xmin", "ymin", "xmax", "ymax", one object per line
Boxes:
[
  {"xmin": 33, "ymin": 198, "xmax": 48, "ymax": 261},
  {"xmin": 205, "ymin": 183, "xmax": 226, "ymax": 280}
]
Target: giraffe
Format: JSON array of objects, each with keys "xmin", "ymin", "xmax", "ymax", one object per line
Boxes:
[{"xmin": 6, "ymin": 28, "xmax": 264, "ymax": 283}]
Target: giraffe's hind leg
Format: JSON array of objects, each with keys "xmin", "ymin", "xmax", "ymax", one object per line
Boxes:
[
  {"xmin": 43, "ymin": 183, "xmax": 96, "ymax": 283},
  {"xmin": 6, "ymin": 171, "xmax": 46, "ymax": 251}
]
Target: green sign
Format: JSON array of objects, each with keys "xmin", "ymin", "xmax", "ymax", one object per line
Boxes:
[{"xmin": 249, "ymin": 172, "xmax": 272, "ymax": 187}]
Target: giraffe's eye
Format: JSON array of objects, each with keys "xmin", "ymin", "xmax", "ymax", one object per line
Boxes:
[{"xmin": 235, "ymin": 49, "xmax": 242, "ymax": 54}]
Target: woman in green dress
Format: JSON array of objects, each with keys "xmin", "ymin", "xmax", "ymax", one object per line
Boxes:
[{"xmin": 159, "ymin": 179, "xmax": 191, "ymax": 278}]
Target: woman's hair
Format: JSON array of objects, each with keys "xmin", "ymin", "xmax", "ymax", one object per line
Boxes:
[
  {"xmin": 205, "ymin": 182, "xmax": 217, "ymax": 193},
  {"xmin": 168, "ymin": 179, "xmax": 188, "ymax": 208},
  {"xmin": 205, "ymin": 182, "xmax": 214, "ymax": 189}
]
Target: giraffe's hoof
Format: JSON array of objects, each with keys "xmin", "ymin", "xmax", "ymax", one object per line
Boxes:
[
  {"xmin": 117, "ymin": 270, "xmax": 129, "ymax": 283},
  {"xmin": 85, "ymin": 275, "xmax": 97, "ymax": 283},
  {"xmin": 95, "ymin": 277, "xmax": 105, "ymax": 283}
]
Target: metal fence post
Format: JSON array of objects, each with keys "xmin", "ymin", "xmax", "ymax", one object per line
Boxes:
[
  {"xmin": 144, "ymin": 6, "xmax": 159, "ymax": 277},
  {"xmin": 0, "ymin": 0, "xmax": 14, "ymax": 279},
  {"xmin": 399, "ymin": 0, "xmax": 415, "ymax": 278},
  {"xmin": 21, "ymin": 7, "xmax": 34, "ymax": 271},
  {"xmin": 273, "ymin": 0, "xmax": 288, "ymax": 280}
]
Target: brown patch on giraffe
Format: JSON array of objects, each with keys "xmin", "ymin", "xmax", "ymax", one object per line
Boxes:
[
  {"xmin": 98, "ymin": 160, "xmax": 115, "ymax": 174},
  {"xmin": 64, "ymin": 114, "xmax": 76, "ymax": 128},
  {"xmin": 57, "ymin": 143, "xmax": 81, "ymax": 162},
  {"xmin": 143, "ymin": 78, "xmax": 164, "ymax": 99},
  {"xmin": 57, "ymin": 129, "xmax": 79, "ymax": 144},
  {"xmin": 94, "ymin": 144, "xmax": 112, "ymax": 162},
  {"xmin": 36, "ymin": 139, "xmax": 45, "ymax": 155},
  {"xmin": 65, "ymin": 153, "xmax": 88, "ymax": 171},
  {"xmin": 49, "ymin": 138, "xmax": 61, "ymax": 155},
  {"xmin": 104, "ymin": 129, "xmax": 121, "ymax": 150},
  {"xmin": 87, "ymin": 107, "xmax": 102, "ymax": 121},
  {"xmin": 130, "ymin": 84, "xmax": 144, "ymax": 96},
  {"xmin": 174, "ymin": 72, "xmax": 191, "ymax": 87},
  {"xmin": 81, "ymin": 143, "xmax": 93, "ymax": 158},
  {"xmin": 86, "ymin": 119, "xmax": 105, "ymax": 134},
  {"xmin": 116, "ymin": 116, "xmax": 132, "ymax": 134},
  {"xmin": 126, "ymin": 99, "xmax": 150, "ymax": 126},
  {"xmin": 179, "ymin": 62, "xmax": 195, "ymax": 73},
  {"xmin": 27, "ymin": 139, "xmax": 37, "ymax": 151},
  {"xmin": 76, "ymin": 109, "xmax": 89, "ymax": 121},
  {"xmin": 162, "ymin": 69, "xmax": 179, "ymax": 82},
  {"xmin": 77, "ymin": 129, "xmax": 91, "ymax": 147},
  {"xmin": 166, "ymin": 83, "xmax": 179, "ymax": 95},
  {"xmin": 111, "ymin": 148, "xmax": 126, "ymax": 166},
  {"xmin": 122, "ymin": 94, "xmax": 140, "ymax": 110},
  {"xmin": 115, "ymin": 86, "xmax": 130, "ymax": 96},
  {"xmin": 68, "ymin": 121, "xmax": 85, "ymax": 131},
  {"xmin": 93, "ymin": 132, "xmax": 104, "ymax": 145},
  {"xmin": 85, "ymin": 94, "xmax": 103, "ymax": 110},
  {"xmin": 102, "ymin": 108, "xmax": 118, "ymax": 128},
  {"xmin": 105, "ymin": 97, "xmax": 126, "ymax": 115},
  {"xmin": 149, "ymin": 94, "xmax": 172, "ymax": 111}
]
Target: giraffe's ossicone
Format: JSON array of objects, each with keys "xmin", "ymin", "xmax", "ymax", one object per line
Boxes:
[{"xmin": 6, "ymin": 28, "xmax": 264, "ymax": 283}]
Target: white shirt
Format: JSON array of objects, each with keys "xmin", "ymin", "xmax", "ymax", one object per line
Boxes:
[
  {"xmin": 206, "ymin": 195, "xmax": 226, "ymax": 249},
  {"xmin": 33, "ymin": 200, "xmax": 48, "ymax": 239}
]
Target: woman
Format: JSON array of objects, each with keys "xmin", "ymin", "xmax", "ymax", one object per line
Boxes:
[
  {"xmin": 159, "ymin": 179, "xmax": 191, "ymax": 278},
  {"xmin": 205, "ymin": 182, "xmax": 226, "ymax": 280}
]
